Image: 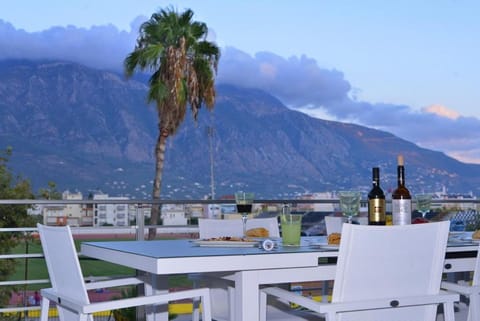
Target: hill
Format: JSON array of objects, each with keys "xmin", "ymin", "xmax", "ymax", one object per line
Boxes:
[{"xmin": 1, "ymin": 59, "xmax": 479, "ymax": 198}]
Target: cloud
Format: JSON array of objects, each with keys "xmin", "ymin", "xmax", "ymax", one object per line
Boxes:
[
  {"xmin": 217, "ymin": 47, "xmax": 351, "ymax": 106},
  {"xmin": 217, "ymin": 48, "xmax": 480, "ymax": 165},
  {"xmin": 0, "ymin": 19, "xmax": 140, "ymax": 71},
  {"xmin": 1, "ymin": 19, "xmax": 479, "ymax": 164},
  {"xmin": 423, "ymin": 104, "xmax": 460, "ymax": 120}
]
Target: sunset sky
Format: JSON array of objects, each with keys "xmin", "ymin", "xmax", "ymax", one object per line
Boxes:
[{"xmin": 1, "ymin": 0, "xmax": 479, "ymax": 164}]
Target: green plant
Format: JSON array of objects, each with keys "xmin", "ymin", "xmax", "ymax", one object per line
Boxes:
[{"xmin": 0, "ymin": 147, "xmax": 36, "ymax": 306}]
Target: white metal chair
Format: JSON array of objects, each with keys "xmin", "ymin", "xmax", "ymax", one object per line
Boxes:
[
  {"xmin": 37, "ymin": 223, "xmax": 212, "ymax": 321},
  {"xmin": 324, "ymin": 215, "xmax": 368, "ymax": 235},
  {"xmin": 261, "ymin": 221, "xmax": 458, "ymax": 321},
  {"xmin": 198, "ymin": 218, "xmax": 243, "ymax": 238},
  {"xmin": 195, "ymin": 217, "xmax": 314, "ymax": 321},
  {"xmin": 441, "ymin": 241, "xmax": 480, "ymax": 321},
  {"xmin": 198, "ymin": 217, "xmax": 280, "ymax": 239}
]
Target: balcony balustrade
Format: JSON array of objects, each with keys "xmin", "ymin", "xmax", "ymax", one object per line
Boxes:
[{"xmin": 1, "ymin": 197, "xmax": 478, "ymax": 319}]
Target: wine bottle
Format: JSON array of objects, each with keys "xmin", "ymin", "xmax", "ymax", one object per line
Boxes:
[
  {"xmin": 368, "ymin": 167, "xmax": 386, "ymax": 225},
  {"xmin": 392, "ymin": 155, "xmax": 412, "ymax": 225}
]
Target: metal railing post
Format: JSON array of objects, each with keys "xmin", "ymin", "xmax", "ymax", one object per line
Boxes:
[{"xmin": 136, "ymin": 203, "xmax": 145, "ymax": 241}]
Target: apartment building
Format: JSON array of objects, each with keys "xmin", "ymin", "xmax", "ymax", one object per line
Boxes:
[{"xmin": 93, "ymin": 193, "xmax": 131, "ymax": 227}]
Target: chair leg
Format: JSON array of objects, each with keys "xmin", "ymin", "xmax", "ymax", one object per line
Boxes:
[
  {"xmin": 228, "ymin": 286, "xmax": 235, "ymax": 321},
  {"xmin": 201, "ymin": 290, "xmax": 212, "ymax": 321},
  {"xmin": 325, "ymin": 311, "xmax": 335, "ymax": 321},
  {"xmin": 192, "ymin": 297, "xmax": 200, "ymax": 321},
  {"xmin": 40, "ymin": 297, "xmax": 49, "ymax": 321},
  {"xmin": 259, "ymin": 291, "xmax": 267, "ymax": 321},
  {"xmin": 468, "ymin": 292, "xmax": 480, "ymax": 321},
  {"xmin": 443, "ymin": 302, "xmax": 456, "ymax": 321},
  {"xmin": 78, "ymin": 314, "xmax": 89, "ymax": 321}
]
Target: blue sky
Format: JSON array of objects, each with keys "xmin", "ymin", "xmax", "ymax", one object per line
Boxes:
[{"xmin": 1, "ymin": 0, "xmax": 479, "ymax": 164}]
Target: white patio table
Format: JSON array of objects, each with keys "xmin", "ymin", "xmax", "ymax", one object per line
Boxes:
[{"xmin": 81, "ymin": 237, "xmax": 478, "ymax": 321}]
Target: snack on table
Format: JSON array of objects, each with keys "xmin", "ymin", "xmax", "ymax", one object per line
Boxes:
[
  {"xmin": 328, "ymin": 232, "xmax": 341, "ymax": 245},
  {"xmin": 246, "ymin": 227, "xmax": 269, "ymax": 238},
  {"xmin": 204, "ymin": 236, "xmax": 250, "ymax": 242},
  {"xmin": 472, "ymin": 230, "xmax": 480, "ymax": 240}
]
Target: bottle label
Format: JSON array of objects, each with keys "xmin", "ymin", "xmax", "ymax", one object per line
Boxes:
[
  {"xmin": 392, "ymin": 199, "xmax": 412, "ymax": 225},
  {"xmin": 368, "ymin": 199, "xmax": 386, "ymax": 222}
]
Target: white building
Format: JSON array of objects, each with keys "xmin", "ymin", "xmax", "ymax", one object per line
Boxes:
[
  {"xmin": 161, "ymin": 204, "xmax": 188, "ymax": 225},
  {"xmin": 93, "ymin": 193, "xmax": 131, "ymax": 227},
  {"xmin": 42, "ymin": 190, "xmax": 86, "ymax": 226},
  {"xmin": 188, "ymin": 204, "xmax": 205, "ymax": 218},
  {"xmin": 297, "ymin": 192, "xmax": 337, "ymax": 212},
  {"xmin": 42, "ymin": 204, "xmax": 68, "ymax": 226},
  {"xmin": 62, "ymin": 190, "xmax": 85, "ymax": 226}
]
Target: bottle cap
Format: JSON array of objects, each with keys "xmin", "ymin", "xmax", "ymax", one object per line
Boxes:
[{"xmin": 398, "ymin": 155, "xmax": 404, "ymax": 166}]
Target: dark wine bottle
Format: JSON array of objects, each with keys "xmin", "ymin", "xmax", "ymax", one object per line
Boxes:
[
  {"xmin": 392, "ymin": 155, "xmax": 412, "ymax": 225},
  {"xmin": 368, "ymin": 167, "xmax": 386, "ymax": 225}
]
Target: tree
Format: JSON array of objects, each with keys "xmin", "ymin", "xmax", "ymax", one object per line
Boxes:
[
  {"xmin": 38, "ymin": 181, "xmax": 62, "ymax": 200},
  {"xmin": 0, "ymin": 147, "xmax": 36, "ymax": 307},
  {"xmin": 124, "ymin": 7, "xmax": 220, "ymax": 239}
]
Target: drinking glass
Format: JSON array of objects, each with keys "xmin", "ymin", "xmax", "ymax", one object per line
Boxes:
[
  {"xmin": 416, "ymin": 193, "xmax": 432, "ymax": 218},
  {"xmin": 280, "ymin": 213, "xmax": 303, "ymax": 246},
  {"xmin": 338, "ymin": 191, "xmax": 361, "ymax": 224},
  {"xmin": 235, "ymin": 192, "xmax": 255, "ymax": 237}
]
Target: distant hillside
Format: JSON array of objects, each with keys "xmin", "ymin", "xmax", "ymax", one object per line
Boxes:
[{"xmin": 1, "ymin": 59, "xmax": 479, "ymax": 199}]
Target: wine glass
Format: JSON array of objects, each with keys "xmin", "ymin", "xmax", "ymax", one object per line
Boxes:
[
  {"xmin": 338, "ymin": 191, "xmax": 361, "ymax": 224},
  {"xmin": 235, "ymin": 192, "xmax": 255, "ymax": 237},
  {"xmin": 416, "ymin": 193, "xmax": 432, "ymax": 218}
]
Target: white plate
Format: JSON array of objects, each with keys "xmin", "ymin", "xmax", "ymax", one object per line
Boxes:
[
  {"xmin": 460, "ymin": 237, "xmax": 480, "ymax": 244},
  {"xmin": 193, "ymin": 240, "xmax": 259, "ymax": 247}
]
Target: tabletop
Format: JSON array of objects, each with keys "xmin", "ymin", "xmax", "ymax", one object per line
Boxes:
[
  {"xmin": 81, "ymin": 237, "xmax": 339, "ymax": 274},
  {"xmin": 81, "ymin": 236, "xmax": 479, "ymax": 321},
  {"xmin": 81, "ymin": 236, "xmax": 478, "ymax": 274}
]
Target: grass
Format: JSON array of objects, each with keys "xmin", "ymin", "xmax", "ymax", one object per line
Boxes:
[{"xmin": 8, "ymin": 238, "xmax": 192, "ymax": 291}]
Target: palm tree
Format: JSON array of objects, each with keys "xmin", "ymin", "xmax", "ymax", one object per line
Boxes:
[{"xmin": 124, "ymin": 7, "xmax": 220, "ymax": 239}]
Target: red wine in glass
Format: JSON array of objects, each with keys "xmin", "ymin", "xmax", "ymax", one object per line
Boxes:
[
  {"xmin": 235, "ymin": 192, "xmax": 255, "ymax": 237},
  {"xmin": 236, "ymin": 204, "xmax": 252, "ymax": 213}
]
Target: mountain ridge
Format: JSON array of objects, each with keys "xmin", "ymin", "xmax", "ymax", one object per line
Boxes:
[{"xmin": 1, "ymin": 59, "xmax": 479, "ymax": 198}]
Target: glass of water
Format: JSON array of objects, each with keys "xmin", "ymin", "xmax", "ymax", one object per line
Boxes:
[
  {"xmin": 338, "ymin": 191, "xmax": 362, "ymax": 224},
  {"xmin": 416, "ymin": 193, "xmax": 432, "ymax": 218}
]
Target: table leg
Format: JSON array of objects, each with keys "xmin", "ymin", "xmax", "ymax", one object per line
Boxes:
[
  {"xmin": 144, "ymin": 273, "xmax": 169, "ymax": 321},
  {"xmin": 234, "ymin": 270, "xmax": 260, "ymax": 321}
]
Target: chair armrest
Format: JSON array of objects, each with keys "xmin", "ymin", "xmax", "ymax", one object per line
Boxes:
[
  {"xmin": 41, "ymin": 288, "xmax": 91, "ymax": 312},
  {"xmin": 84, "ymin": 277, "xmax": 143, "ymax": 290},
  {"xmin": 441, "ymin": 281, "xmax": 480, "ymax": 295},
  {"xmin": 261, "ymin": 287, "xmax": 459, "ymax": 315},
  {"xmin": 41, "ymin": 287, "xmax": 211, "ymax": 315}
]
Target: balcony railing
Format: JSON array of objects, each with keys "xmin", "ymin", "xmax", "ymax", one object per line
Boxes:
[{"xmin": 1, "ymin": 197, "xmax": 479, "ymax": 319}]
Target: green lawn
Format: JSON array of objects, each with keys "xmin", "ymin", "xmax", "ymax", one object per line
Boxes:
[{"xmin": 8, "ymin": 238, "xmax": 192, "ymax": 291}]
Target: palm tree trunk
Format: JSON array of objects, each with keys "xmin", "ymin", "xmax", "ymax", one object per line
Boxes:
[{"xmin": 148, "ymin": 129, "xmax": 168, "ymax": 240}]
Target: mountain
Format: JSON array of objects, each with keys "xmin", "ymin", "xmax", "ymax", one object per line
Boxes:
[{"xmin": 1, "ymin": 59, "xmax": 479, "ymax": 199}]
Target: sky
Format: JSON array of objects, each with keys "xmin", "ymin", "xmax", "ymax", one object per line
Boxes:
[{"xmin": 1, "ymin": 0, "xmax": 480, "ymax": 164}]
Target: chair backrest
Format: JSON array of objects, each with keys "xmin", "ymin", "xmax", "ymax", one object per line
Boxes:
[
  {"xmin": 324, "ymin": 216, "xmax": 368, "ymax": 235},
  {"xmin": 198, "ymin": 219, "xmax": 243, "ymax": 238},
  {"xmin": 37, "ymin": 224, "xmax": 90, "ymax": 320},
  {"xmin": 198, "ymin": 217, "xmax": 280, "ymax": 238},
  {"xmin": 332, "ymin": 221, "xmax": 450, "ymax": 321}
]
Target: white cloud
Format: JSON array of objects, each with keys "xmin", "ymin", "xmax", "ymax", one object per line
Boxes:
[
  {"xmin": 0, "ymin": 19, "xmax": 138, "ymax": 71},
  {"xmin": 423, "ymin": 104, "xmax": 460, "ymax": 120},
  {"xmin": 1, "ymin": 18, "xmax": 479, "ymax": 164}
]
